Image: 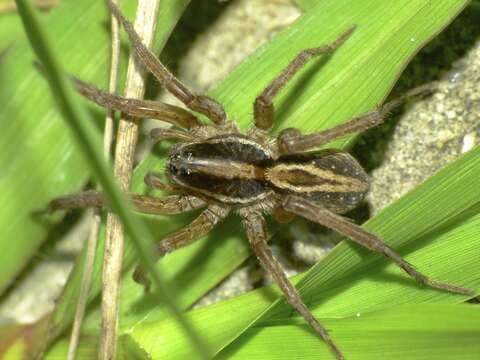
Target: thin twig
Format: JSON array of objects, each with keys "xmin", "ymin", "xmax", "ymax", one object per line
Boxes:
[
  {"xmin": 66, "ymin": 212, "xmax": 101, "ymax": 360},
  {"xmin": 98, "ymin": 1, "xmax": 160, "ymax": 359},
  {"xmin": 66, "ymin": 2, "xmax": 120, "ymax": 359}
]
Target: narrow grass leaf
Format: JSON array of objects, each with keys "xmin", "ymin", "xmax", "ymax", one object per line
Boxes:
[{"xmin": 218, "ymin": 304, "xmax": 480, "ymax": 360}]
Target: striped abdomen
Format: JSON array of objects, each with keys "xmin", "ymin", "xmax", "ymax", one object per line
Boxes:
[{"xmin": 266, "ymin": 150, "xmax": 369, "ymax": 213}]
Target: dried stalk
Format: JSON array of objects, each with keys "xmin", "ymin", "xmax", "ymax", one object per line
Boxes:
[
  {"xmin": 66, "ymin": 2, "xmax": 120, "ymax": 359},
  {"xmin": 98, "ymin": 1, "xmax": 160, "ymax": 359}
]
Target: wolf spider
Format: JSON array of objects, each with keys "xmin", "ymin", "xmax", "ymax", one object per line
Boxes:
[{"xmin": 42, "ymin": 1, "xmax": 473, "ymax": 359}]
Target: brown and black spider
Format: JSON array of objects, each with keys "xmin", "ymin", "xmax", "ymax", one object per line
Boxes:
[{"xmin": 41, "ymin": 1, "xmax": 473, "ymax": 359}]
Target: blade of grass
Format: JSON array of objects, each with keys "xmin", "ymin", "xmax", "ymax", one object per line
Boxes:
[
  {"xmin": 218, "ymin": 304, "xmax": 480, "ymax": 360},
  {"xmin": 0, "ymin": 12, "xmax": 24, "ymax": 50},
  {"xmin": 45, "ymin": 332, "xmax": 150, "ymax": 360},
  {"xmin": 46, "ymin": 300, "xmax": 480, "ymax": 359},
  {"xmin": 14, "ymin": 0, "xmax": 209, "ymax": 358}
]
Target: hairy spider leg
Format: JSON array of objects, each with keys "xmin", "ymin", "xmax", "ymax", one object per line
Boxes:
[
  {"xmin": 150, "ymin": 128, "xmax": 196, "ymax": 144},
  {"xmin": 243, "ymin": 212, "xmax": 345, "ymax": 360},
  {"xmin": 144, "ymin": 172, "xmax": 184, "ymax": 193},
  {"xmin": 283, "ymin": 195, "xmax": 473, "ymax": 295},
  {"xmin": 34, "ymin": 59, "xmax": 201, "ymax": 128},
  {"xmin": 253, "ymin": 26, "xmax": 356, "ymax": 131},
  {"xmin": 106, "ymin": 0, "xmax": 227, "ymax": 124},
  {"xmin": 133, "ymin": 204, "xmax": 230, "ymax": 289},
  {"xmin": 37, "ymin": 190, "xmax": 206, "ymax": 216},
  {"xmin": 278, "ymin": 83, "xmax": 438, "ymax": 154},
  {"xmin": 73, "ymin": 77, "xmax": 201, "ymax": 129}
]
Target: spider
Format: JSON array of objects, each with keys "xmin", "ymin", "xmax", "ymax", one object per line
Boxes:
[{"xmin": 42, "ymin": 1, "xmax": 473, "ymax": 359}]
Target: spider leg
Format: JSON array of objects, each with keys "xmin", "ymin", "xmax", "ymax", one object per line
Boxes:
[
  {"xmin": 36, "ymin": 190, "xmax": 206, "ymax": 215},
  {"xmin": 253, "ymin": 26, "xmax": 356, "ymax": 131},
  {"xmin": 105, "ymin": 0, "xmax": 226, "ymax": 125},
  {"xmin": 283, "ymin": 195, "xmax": 473, "ymax": 295},
  {"xmin": 133, "ymin": 204, "xmax": 230, "ymax": 289},
  {"xmin": 278, "ymin": 83, "xmax": 437, "ymax": 154},
  {"xmin": 150, "ymin": 127, "xmax": 195, "ymax": 144},
  {"xmin": 144, "ymin": 172, "xmax": 183, "ymax": 193},
  {"xmin": 73, "ymin": 77, "xmax": 200, "ymax": 128},
  {"xmin": 242, "ymin": 211, "xmax": 345, "ymax": 360}
]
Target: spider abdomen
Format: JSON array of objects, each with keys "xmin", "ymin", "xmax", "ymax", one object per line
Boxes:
[{"xmin": 266, "ymin": 150, "xmax": 369, "ymax": 213}]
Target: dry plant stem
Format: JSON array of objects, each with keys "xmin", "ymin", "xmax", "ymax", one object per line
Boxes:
[
  {"xmin": 67, "ymin": 3, "xmax": 121, "ymax": 360},
  {"xmin": 66, "ymin": 210, "xmax": 101, "ymax": 360},
  {"xmin": 99, "ymin": 1, "xmax": 159, "ymax": 359}
]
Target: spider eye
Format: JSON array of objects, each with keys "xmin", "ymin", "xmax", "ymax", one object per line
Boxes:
[
  {"xmin": 168, "ymin": 158, "xmax": 178, "ymax": 173},
  {"xmin": 168, "ymin": 157, "xmax": 189, "ymax": 177}
]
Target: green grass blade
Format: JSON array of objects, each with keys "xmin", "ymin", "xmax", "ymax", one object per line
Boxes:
[
  {"xmin": 219, "ymin": 304, "xmax": 480, "ymax": 360},
  {"xmin": 46, "ymin": 304, "xmax": 480, "ymax": 359},
  {"xmin": 14, "ymin": 0, "xmax": 209, "ymax": 357},
  {"xmin": 0, "ymin": 12, "xmax": 24, "ymax": 51},
  {"xmin": 45, "ymin": 333, "xmax": 150, "ymax": 360},
  {"xmin": 48, "ymin": 302, "xmax": 480, "ymax": 360}
]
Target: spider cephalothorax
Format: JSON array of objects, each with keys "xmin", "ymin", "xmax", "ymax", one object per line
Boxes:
[
  {"xmin": 167, "ymin": 132, "xmax": 275, "ymax": 205},
  {"xmin": 43, "ymin": 1, "xmax": 473, "ymax": 359}
]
